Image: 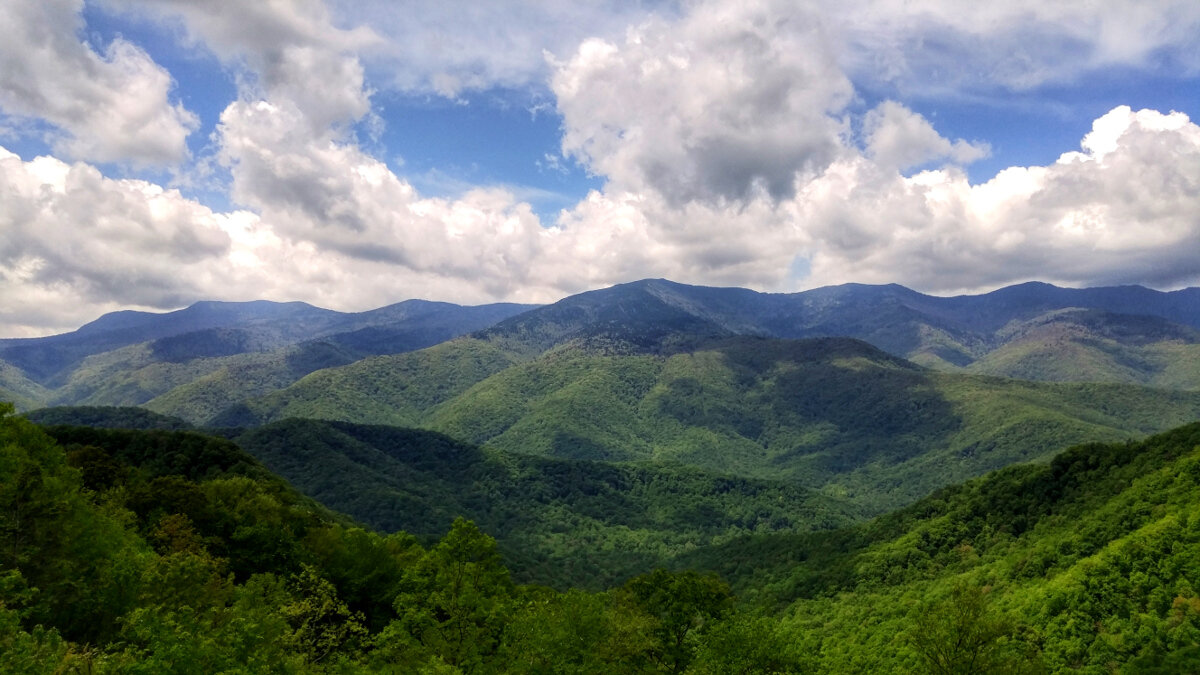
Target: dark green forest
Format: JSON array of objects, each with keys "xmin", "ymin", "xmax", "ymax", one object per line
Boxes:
[
  {"xmin": 0, "ymin": 404, "xmax": 797, "ymax": 673},
  {"xmin": 6, "ymin": 402, "xmax": 1200, "ymax": 672},
  {"xmin": 8, "ymin": 281, "xmax": 1200, "ymax": 672}
]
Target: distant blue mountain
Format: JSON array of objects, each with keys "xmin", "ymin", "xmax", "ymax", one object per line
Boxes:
[
  {"xmin": 476, "ymin": 278, "xmax": 1200, "ymax": 359},
  {"xmin": 4, "ymin": 278, "xmax": 1199, "ymax": 392},
  {"xmin": 0, "ymin": 298, "xmax": 536, "ymax": 384}
]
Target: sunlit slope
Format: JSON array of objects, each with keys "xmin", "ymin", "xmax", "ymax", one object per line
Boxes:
[
  {"xmin": 142, "ymin": 342, "xmax": 365, "ymax": 424},
  {"xmin": 960, "ymin": 308, "xmax": 1200, "ymax": 388},
  {"xmin": 231, "ymin": 335, "xmax": 1200, "ymax": 513},
  {"xmin": 212, "ymin": 338, "xmax": 523, "ymax": 428},
  {"xmin": 674, "ymin": 422, "xmax": 1200, "ymax": 671},
  {"xmin": 0, "ymin": 357, "xmax": 49, "ymax": 409}
]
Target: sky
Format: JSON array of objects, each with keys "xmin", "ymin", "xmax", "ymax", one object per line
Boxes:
[{"xmin": 2, "ymin": 1, "xmax": 1200, "ymax": 337}]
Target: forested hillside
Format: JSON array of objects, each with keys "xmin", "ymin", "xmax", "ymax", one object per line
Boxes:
[
  {"xmin": 677, "ymin": 422, "xmax": 1200, "ymax": 672},
  {"xmin": 226, "ymin": 335, "xmax": 1200, "ymax": 514},
  {"xmin": 6, "ymin": 280, "xmax": 1200, "ymax": 423},
  {"xmin": 0, "ymin": 405, "xmax": 805, "ymax": 673},
  {"xmin": 7, "ymin": 279, "xmax": 1200, "ymax": 672},
  {"xmin": 231, "ymin": 418, "xmax": 859, "ymax": 588},
  {"xmin": 8, "ymin": 406, "xmax": 1200, "ymax": 671}
]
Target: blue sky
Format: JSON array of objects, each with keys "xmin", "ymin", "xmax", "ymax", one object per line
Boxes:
[{"xmin": 2, "ymin": 0, "xmax": 1200, "ymax": 336}]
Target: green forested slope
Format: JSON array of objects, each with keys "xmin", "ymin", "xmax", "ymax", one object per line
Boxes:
[
  {"xmin": 9, "ymin": 405, "xmax": 1200, "ymax": 672},
  {"xmin": 46, "ymin": 340, "xmax": 268, "ymax": 407},
  {"xmin": 10, "ymin": 280, "xmax": 1200, "ymax": 423},
  {"xmin": 0, "ymin": 358, "xmax": 48, "ymax": 410},
  {"xmin": 0, "ymin": 405, "xmax": 814, "ymax": 673},
  {"xmin": 236, "ymin": 336, "xmax": 1200, "ymax": 514},
  {"xmin": 141, "ymin": 341, "xmax": 365, "ymax": 424},
  {"xmin": 676, "ymin": 423, "xmax": 1200, "ymax": 672},
  {"xmin": 232, "ymin": 418, "xmax": 860, "ymax": 588},
  {"xmin": 213, "ymin": 338, "xmax": 523, "ymax": 427},
  {"xmin": 959, "ymin": 309, "xmax": 1200, "ymax": 388},
  {"xmin": 24, "ymin": 405, "xmax": 191, "ymax": 430}
]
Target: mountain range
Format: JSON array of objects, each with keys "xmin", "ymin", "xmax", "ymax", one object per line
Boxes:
[
  {"xmin": 8, "ymin": 278, "xmax": 1200, "ymax": 407},
  {"xmin": 8, "ymin": 277, "xmax": 1200, "ymax": 516},
  {"xmin": 10, "ymin": 278, "xmax": 1200, "ymax": 671},
  {"xmin": 0, "ymin": 298, "xmax": 534, "ymax": 415}
]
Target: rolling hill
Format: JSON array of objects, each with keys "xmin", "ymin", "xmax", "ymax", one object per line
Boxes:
[
  {"xmin": 673, "ymin": 421, "xmax": 1200, "ymax": 671},
  {"xmin": 221, "ymin": 334, "xmax": 1200, "ymax": 514},
  {"xmin": 13, "ymin": 399, "xmax": 1200, "ymax": 670},
  {"xmin": 0, "ymin": 298, "xmax": 535, "ymax": 416},
  {"xmin": 22, "ymin": 405, "xmax": 859, "ymax": 588},
  {"xmin": 5, "ymin": 279, "xmax": 1200, "ymax": 423},
  {"xmin": 230, "ymin": 417, "xmax": 860, "ymax": 588}
]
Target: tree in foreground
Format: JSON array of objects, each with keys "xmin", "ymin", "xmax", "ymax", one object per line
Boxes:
[{"xmin": 908, "ymin": 583, "xmax": 1043, "ymax": 674}]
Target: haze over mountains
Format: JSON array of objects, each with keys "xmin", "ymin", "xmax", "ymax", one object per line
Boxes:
[
  {"xmin": 6, "ymin": 278, "xmax": 1200, "ymax": 405},
  {"xmin": 0, "ymin": 299, "xmax": 535, "ymax": 414},
  {"xmin": 12, "ymin": 277, "xmax": 1200, "ymax": 516},
  {"xmin": 12, "ymin": 278, "xmax": 1200, "ymax": 671}
]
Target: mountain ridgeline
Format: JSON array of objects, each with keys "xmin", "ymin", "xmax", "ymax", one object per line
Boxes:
[
  {"xmin": 8, "ymin": 277, "xmax": 1200, "ymax": 671},
  {"xmin": 476, "ymin": 278, "xmax": 1200, "ymax": 369},
  {"xmin": 6, "ymin": 278, "xmax": 1200, "ymax": 413},
  {"xmin": 9, "ymin": 278, "xmax": 1200, "ymax": 518},
  {"xmin": 0, "ymin": 298, "xmax": 535, "ymax": 415}
]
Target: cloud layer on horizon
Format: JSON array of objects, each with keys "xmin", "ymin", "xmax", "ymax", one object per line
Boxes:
[{"xmin": 2, "ymin": 0, "xmax": 1200, "ymax": 336}]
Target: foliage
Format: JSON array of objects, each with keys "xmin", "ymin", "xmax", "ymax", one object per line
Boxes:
[
  {"xmin": 234, "ymin": 417, "xmax": 859, "ymax": 588},
  {"xmin": 907, "ymin": 584, "xmax": 1043, "ymax": 674},
  {"xmin": 677, "ymin": 422, "xmax": 1200, "ymax": 672},
  {"xmin": 24, "ymin": 405, "xmax": 191, "ymax": 430},
  {"xmin": 224, "ymin": 335, "xmax": 1200, "ymax": 519},
  {"xmin": 620, "ymin": 569, "xmax": 733, "ymax": 673},
  {"xmin": 384, "ymin": 519, "xmax": 514, "ymax": 671},
  {"xmin": 7, "ymin": 398, "xmax": 1200, "ymax": 672}
]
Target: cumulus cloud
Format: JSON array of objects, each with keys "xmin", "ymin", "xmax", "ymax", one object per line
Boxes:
[
  {"xmin": 0, "ymin": 0, "xmax": 197, "ymax": 165},
  {"xmin": 798, "ymin": 107, "xmax": 1200, "ymax": 292},
  {"xmin": 217, "ymin": 98, "xmax": 552, "ymax": 286},
  {"xmin": 0, "ymin": 142, "xmax": 553, "ymax": 337},
  {"xmin": 863, "ymin": 101, "xmax": 989, "ymax": 171},
  {"xmin": 0, "ymin": 147, "xmax": 232, "ymax": 334},
  {"xmin": 327, "ymin": 0, "xmax": 661, "ymax": 97},
  {"xmin": 552, "ymin": 0, "xmax": 853, "ymax": 204},
  {"xmin": 104, "ymin": 0, "xmax": 377, "ymax": 130},
  {"xmin": 6, "ymin": 0, "xmax": 1200, "ymax": 339}
]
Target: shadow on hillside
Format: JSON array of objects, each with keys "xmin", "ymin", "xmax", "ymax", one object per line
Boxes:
[{"xmin": 715, "ymin": 337, "xmax": 963, "ymax": 477}]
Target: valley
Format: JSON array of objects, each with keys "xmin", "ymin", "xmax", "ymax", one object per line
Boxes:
[{"xmin": 6, "ymin": 278, "xmax": 1200, "ymax": 672}]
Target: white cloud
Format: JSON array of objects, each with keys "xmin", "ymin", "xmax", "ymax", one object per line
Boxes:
[
  {"xmin": 103, "ymin": 0, "xmax": 377, "ymax": 130},
  {"xmin": 797, "ymin": 107, "xmax": 1200, "ymax": 292},
  {"xmin": 0, "ymin": 147, "xmax": 232, "ymax": 334},
  {"xmin": 209, "ymin": 0, "xmax": 1200, "ymax": 307},
  {"xmin": 0, "ymin": 142, "xmax": 556, "ymax": 337},
  {"xmin": 5, "ymin": 0, "xmax": 1200, "ymax": 339},
  {"xmin": 0, "ymin": 0, "xmax": 197, "ymax": 165},
  {"xmin": 327, "ymin": 0, "xmax": 664, "ymax": 97},
  {"xmin": 822, "ymin": 0, "xmax": 1200, "ymax": 96},
  {"xmin": 552, "ymin": 0, "xmax": 853, "ymax": 204},
  {"xmin": 863, "ymin": 101, "xmax": 989, "ymax": 171},
  {"xmin": 215, "ymin": 99, "xmax": 545, "ymax": 282}
]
